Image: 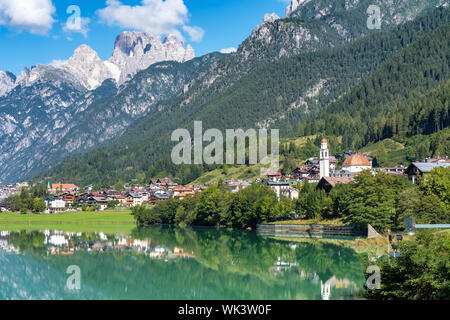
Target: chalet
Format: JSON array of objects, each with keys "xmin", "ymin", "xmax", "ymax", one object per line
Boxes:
[
  {"xmin": 293, "ymin": 167, "xmax": 310, "ymax": 179},
  {"xmin": 172, "ymin": 186, "xmax": 195, "ymax": 199},
  {"xmin": 125, "ymin": 193, "xmax": 144, "ymax": 207},
  {"xmin": 77, "ymin": 195, "xmax": 108, "ymax": 210},
  {"xmin": 405, "ymin": 162, "xmax": 450, "ymax": 184},
  {"xmin": 57, "ymin": 193, "xmax": 76, "ymax": 206},
  {"xmin": 149, "ymin": 194, "xmax": 170, "ymax": 205},
  {"xmin": 317, "ymin": 177, "xmax": 355, "ymax": 194}
]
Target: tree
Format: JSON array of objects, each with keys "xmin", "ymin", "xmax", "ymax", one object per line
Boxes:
[
  {"xmin": 366, "ymin": 231, "xmax": 450, "ymax": 300},
  {"xmin": 107, "ymin": 200, "xmax": 120, "ymax": 209},
  {"xmin": 33, "ymin": 198, "xmax": 46, "ymax": 213},
  {"xmin": 113, "ymin": 181, "xmax": 125, "ymax": 191},
  {"xmin": 342, "ymin": 171, "xmax": 398, "ymax": 232},
  {"xmin": 419, "ymin": 167, "xmax": 450, "ymax": 210},
  {"xmin": 295, "ymin": 182, "xmax": 327, "ymax": 219}
]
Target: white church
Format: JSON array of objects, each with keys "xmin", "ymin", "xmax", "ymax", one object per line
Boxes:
[{"xmin": 319, "ymin": 139, "xmax": 372, "ymax": 179}]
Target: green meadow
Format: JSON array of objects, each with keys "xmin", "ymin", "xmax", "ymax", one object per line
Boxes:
[{"xmin": 0, "ymin": 210, "xmax": 136, "ymax": 233}]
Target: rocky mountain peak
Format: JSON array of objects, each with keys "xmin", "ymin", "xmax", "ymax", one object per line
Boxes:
[
  {"xmin": 263, "ymin": 13, "xmax": 280, "ymax": 23},
  {"xmin": 0, "ymin": 71, "xmax": 16, "ymax": 97},
  {"xmin": 286, "ymin": 0, "xmax": 311, "ymax": 17},
  {"xmin": 109, "ymin": 31, "xmax": 195, "ymax": 84},
  {"xmin": 58, "ymin": 44, "xmax": 119, "ymax": 90}
]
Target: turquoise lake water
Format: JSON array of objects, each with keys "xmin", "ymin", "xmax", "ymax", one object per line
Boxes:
[{"xmin": 0, "ymin": 226, "xmax": 366, "ymax": 300}]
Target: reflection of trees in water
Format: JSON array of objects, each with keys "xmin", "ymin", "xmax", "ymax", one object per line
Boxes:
[{"xmin": 2, "ymin": 227, "xmax": 365, "ymax": 300}]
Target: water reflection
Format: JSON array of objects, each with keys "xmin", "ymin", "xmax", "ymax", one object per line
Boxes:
[{"xmin": 0, "ymin": 227, "xmax": 365, "ymax": 300}]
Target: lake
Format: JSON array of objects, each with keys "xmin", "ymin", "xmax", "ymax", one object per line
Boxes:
[{"xmin": 0, "ymin": 226, "xmax": 366, "ymax": 300}]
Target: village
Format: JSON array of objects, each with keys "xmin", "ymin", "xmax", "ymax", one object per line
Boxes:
[{"xmin": 1, "ymin": 139, "xmax": 449, "ymax": 214}]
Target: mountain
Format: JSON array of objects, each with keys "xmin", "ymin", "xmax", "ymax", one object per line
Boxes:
[
  {"xmin": 0, "ymin": 52, "xmax": 223, "ymax": 184},
  {"xmin": 0, "ymin": 71, "xmax": 15, "ymax": 97},
  {"xmin": 109, "ymin": 32, "xmax": 195, "ymax": 84},
  {"xmin": 34, "ymin": 5, "xmax": 450, "ymax": 186},
  {"xmin": 10, "ymin": 31, "xmax": 195, "ymax": 93},
  {"xmin": 0, "ymin": 31, "xmax": 201, "ymax": 184}
]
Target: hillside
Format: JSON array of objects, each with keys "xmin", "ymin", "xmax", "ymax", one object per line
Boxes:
[
  {"xmin": 0, "ymin": 53, "xmax": 224, "ymax": 184},
  {"xmin": 32, "ymin": 6, "xmax": 450, "ymax": 186},
  {"xmin": 34, "ymin": 8, "xmax": 450, "ymax": 183}
]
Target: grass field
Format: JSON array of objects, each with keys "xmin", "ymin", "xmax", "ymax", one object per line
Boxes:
[{"xmin": 0, "ymin": 210, "xmax": 136, "ymax": 233}]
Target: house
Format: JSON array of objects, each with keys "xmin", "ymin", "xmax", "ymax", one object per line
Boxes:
[
  {"xmin": 57, "ymin": 193, "xmax": 76, "ymax": 206},
  {"xmin": 267, "ymin": 172, "xmax": 282, "ymax": 182},
  {"xmin": 405, "ymin": 162, "xmax": 450, "ymax": 184},
  {"xmin": 172, "ymin": 186, "xmax": 195, "ymax": 199},
  {"xmin": 149, "ymin": 194, "xmax": 170, "ymax": 205},
  {"xmin": 125, "ymin": 193, "xmax": 144, "ymax": 207},
  {"xmin": 341, "ymin": 154, "xmax": 372, "ymax": 174},
  {"xmin": 378, "ymin": 166, "xmax": 406, "ymax": 176},
  {"xmin": 0, "ymin": 203, "xmax": 11, "ymax": 212},
  {"xmin": 225, "ymin": 180, "xmax": 252, "ymax": 193},
  {"xmin": 49, "ymin": 183, "xmax": 79, "ymax": 193},
  {"xmin": 44, "ymin": 197, "xmax": 66, "ymax": 213},
  {"xmin": 317, "ymin": 177, "xmax": 355, "ymax": 194},
  {"xmin": 331, "ymin": 169, "xmax": 355, "ymax": 178},
  {"xmin": 282, "ymin": 187, "xmax": 299, "ymax": 200},
  {"xmin": 267, "ymin": 181, "xmax": 295, "ymax": 199}
]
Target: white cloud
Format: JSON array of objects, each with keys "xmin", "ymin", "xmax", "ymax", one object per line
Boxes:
[
  {"xmin": 0, "ymin": 0, "xmax": 56, "ymax": 35},
  {"xmin": 220, "ymin": 47, "xmax": 237, "ymax": 54},
  {"xmin": 97, "ymin": 0, "xmax": 204, "ymax": 42},
  {"xmin": 62, "ymin": 17, "xmax": 90, "ymax": 38},
  {"xmin": 182, "ymin": 25, "xmax": 204, "ymax": 42}
]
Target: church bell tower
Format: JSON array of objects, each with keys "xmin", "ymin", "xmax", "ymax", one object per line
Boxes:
[{"xmin": 320, "ymin": 139, "xmax": 330, "ymax": 179}]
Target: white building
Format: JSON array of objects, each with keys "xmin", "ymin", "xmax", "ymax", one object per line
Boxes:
[
  {"xmin": 342, "ymin": 154, "xmax": 372, "ymax": 173},
  {"xmin": 268, "ymin": 181, "xmax": 294, "ymax": 199},
  {"xmin": 44, "ymin": 197, "xmax": 66, "ymax": 213},
  {"xmin": 320, "ymin": 139, "xmax": 330, "ymax": 179}
]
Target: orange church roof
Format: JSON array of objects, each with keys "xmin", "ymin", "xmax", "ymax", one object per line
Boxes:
[
  {"xmin": 51, "ymin": 184, "xmax": 78, "ymax": 190},
  {"xmin": 343, "ymin": 154, "xmax": 371, "ymax": 167}
]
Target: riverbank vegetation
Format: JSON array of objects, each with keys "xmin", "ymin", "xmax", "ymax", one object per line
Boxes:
[
  {"xmin": 134, "ymin": 168, "xmax": 449, "ymax": 233},
  {"xmin": 365, "ymin": 230, "xmax": 450, "ymax": 300}
]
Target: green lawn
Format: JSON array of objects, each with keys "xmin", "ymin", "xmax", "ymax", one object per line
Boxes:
[{"xmin": 0, "ymin": 210, "xmax": 136, "ymax": 233}]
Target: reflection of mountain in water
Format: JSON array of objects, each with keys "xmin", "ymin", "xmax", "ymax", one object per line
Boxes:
[{"xmin": 0, "ymin": 227, "xmax": 365, "ymax": 300}]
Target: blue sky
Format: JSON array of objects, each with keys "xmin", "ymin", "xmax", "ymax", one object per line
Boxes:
[{"xmin": 0, "ymin": 0, "xmax": 289, "ymax": 75}]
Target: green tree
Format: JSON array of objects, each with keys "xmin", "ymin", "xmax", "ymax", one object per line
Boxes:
[
  {"xmin": 342, "ymin": 171, "xmax": 398, "ymax": 232},
  {"xmin": 366, "ymin": 231, "xmax": 450, "ymax": 300},
  {"xmin": 33, "ymin": 198, "xmax": 46, "ymax": 213},
  {"xmin": 419, "ymin": 167, "xmax": 450, "ymax": 210}
]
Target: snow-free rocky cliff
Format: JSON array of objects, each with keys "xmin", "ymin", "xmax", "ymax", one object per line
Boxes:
[{"xmin": 3, "ymin": 31, "xmax": 195, "ymax": 94}]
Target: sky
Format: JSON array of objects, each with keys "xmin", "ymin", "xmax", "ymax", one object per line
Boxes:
[{"xmin": 0, "ymin": 0, "xmax": 290, "ymax": 76}]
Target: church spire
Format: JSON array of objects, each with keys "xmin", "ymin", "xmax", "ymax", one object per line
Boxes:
[{"xmin": 320, "ymin": 139, "xmax": 330, "ymax": 179}]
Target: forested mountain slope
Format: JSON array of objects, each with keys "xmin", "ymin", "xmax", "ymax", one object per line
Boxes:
[
  {"xmin": 34, "ymin": 7, "xmax": 450, "ymax": 186},
  {"xmin": 0, "ymin": 53, "xmax": 224, "ymax": 183}
]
